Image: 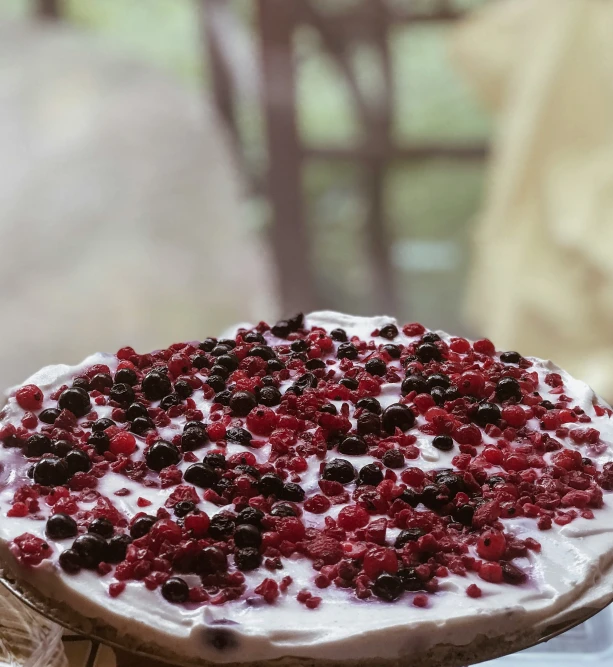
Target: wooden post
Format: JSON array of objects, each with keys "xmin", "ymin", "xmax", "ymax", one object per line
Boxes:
[
  {"xmin": 35, "ymin": 0, "xmax": 61, "ymax": 19},
  {"xmin": 363, "ymin": 0, "xmax": 397, "ymax": 316},
  {"xmin": 258, "ymin": 0, "xmax": 317, "ymax": 314}
]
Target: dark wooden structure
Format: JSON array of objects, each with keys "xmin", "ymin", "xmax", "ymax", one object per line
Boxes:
[
  {"xmin": 202, "ymin": 0, "xmax": 487, "ymax": 315},
  {"xmin": 35, "ymin": 0, "xmax": 488, "ymax": 316}
]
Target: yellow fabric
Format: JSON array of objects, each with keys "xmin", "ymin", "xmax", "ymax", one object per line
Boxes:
[{"xmin": 452, "ymin": 0, "xmax": 613, "ymax": 401}]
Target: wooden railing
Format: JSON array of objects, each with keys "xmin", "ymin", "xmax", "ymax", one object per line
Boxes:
[{"xmin": 202, "ymin": 0, "xmax": 488, "ymax": 315}]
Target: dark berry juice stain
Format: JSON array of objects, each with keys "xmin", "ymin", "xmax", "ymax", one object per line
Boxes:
[{"xmin": 203, "ymin": 624, "xmax": 240, "ymax": 652}]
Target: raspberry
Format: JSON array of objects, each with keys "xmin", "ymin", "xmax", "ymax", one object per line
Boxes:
[
  {"xmin": 159, "ymin": 465, "xmax": 183, "ymax": 488},
  {"xmin": 7, "ymin": 502, "xmax": 28, "ymax": 517},
  {"xmin": 458, "ymin": 371, "xmax": 485, "ymax": 397},
  {"xmin": 207, "ymin": 422, "xmax": 226, "ymax": 441},
  {"xmin": 117, "ymin": 346, "xmax": 136, "ymax": 360},
  {"xmin": 503, "ymin": 454, "xmax": 528, "ymax": 471},
  {"xmin": 12, "ymin": 533, "xmax": 52, "ymax": 566},
  {"xmin": 184, "ymin": 513, "xmax": 210, "ymax": 537},
  {"xmin": 109, "ymin": 432, "xmax": 137, "ymax": 455},
  {"xmin": 502, "ymin": 405, "xmax": 527, "ymax": 428},
  {"xmin": 305, "ymin": 596, "xmax": 322, "ymax": 609},
  {"xmin": 254, "ymin": 578, "xmax": 280, "ymax": 604},
  {"xmin": 478, "ymin": 562, "xmax": 503, "ymax": 583},
  {"xmin": 15, "ymin": 385, "xmax": 44, "ymax": 411},
  {"xmin": 553, "ymin": 449, "xmax": 582, "ymax": 471},
  {"xmin": 277, "ymin": 517, "xmax": 306, "ymax": 542},
  {"xmin": 569, "ymin": 428, "xmax": 600, "ymax": 445},
  {"xmin": 246, "ymin": 406, "xmax": 278, "ymax": 436},
  {"xmin": 306, "ymin": 537, "xmax": 343, "ymax": 564},
  {"xmin": 450, "ymin": 337, "xmax": 471, "ymax": 353},
  {"xmin": 401, "ymin": 467, "xmax": 426, "ymax": 487},
  {"xmin": 476, "ymin": 530, "xmax": 506, "ymax": 561},
  {"xmin": 473, "ymin": 339, "xmax": 495, "ymax": 355},
  {"xmin": 402, "ymin": 323, "xmax": 425, "ymax": 337},
  {"xmin": 466, "ymin": 584, "xmax": 482, "ymax": 598},
  {"xmin": 483, "ymin": 446, "xmax": 503, "ymax": 465},
  {"xmin": 21, "ymin": 412, "xmax": 38, "ymax": 429},
  {"xmin": 413, "ymin": 394, "xmax": 436, "ymax": 413},
  {"xmin": 561, "ymin": 490, "xmax": 591, "ymax": 509},
  {"xmin": 289, "ymin": 456, "xmax": 308, "ymax": 472},
  {"xmin": 545, "ymin": 373, "xmax": 563, "ymax": 388},
  {"xmin": 541, "ymin": 412, "xmax": 560, "ymax": 430},
  {"xmin": 168, "ymin": 354, "xmax": 190, "ymax": 378},
  {"xmin": 412, "ymin": 594, "xmax": 428, "ymax": 607},
  {"xmin": 454, "ymin": 424, "xmax": 482, "ymax": 446},
  {"xmin": 109, "ymin": 582, "xmax": 127, "ymax": 597},
  {"xmin": 363, "ymin": 548, "xmax": 398, "ymax": 579},
  {"xmin": 337, "ymin": 505, "xmax": 370, "ymax": 530},
  {"xmin": 304, "ymin": 494, "xmax": 331, "ymax": 514}
]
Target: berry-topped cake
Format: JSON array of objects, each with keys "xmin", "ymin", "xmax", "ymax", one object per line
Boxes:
[{"xmin": 1, "ymin": 312, "xmax": 613, "ymax": 666}]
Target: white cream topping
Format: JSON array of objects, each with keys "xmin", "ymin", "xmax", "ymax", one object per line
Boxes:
[{"xmin": 1, "ymin": 312, "xmax": 613, "ymax": 663}]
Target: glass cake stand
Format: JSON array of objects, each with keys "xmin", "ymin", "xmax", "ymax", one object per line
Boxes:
[{"xmin": 1, "ymin": 566, "xmax": 612, "ymax": 667}]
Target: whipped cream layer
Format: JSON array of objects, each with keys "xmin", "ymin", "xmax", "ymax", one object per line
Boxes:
[{"xmin": 1, "ymin": 311, "xmax": 613, "ymax": 664}]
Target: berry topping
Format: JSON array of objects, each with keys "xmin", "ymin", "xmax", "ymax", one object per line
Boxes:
[
  {"xmin": 109, "ymin": 383, "xmax": 135, "ymax": 406},
  {"xmin": 337, "ymin": 343, "xmax": 358, "ymax": 360},
  {"xmin": 32, "ymin": 457, "xmax": 69, "ymax": 487},
  {"xmin": 58, "ymin": 388, "xmax": 91, "ymax": 418},
  {"xmin": 365, "ymin": 359, "xmax": 387, "ymax": 376},
  {"xmin": 402, "ymin": 375, "xmax": 427, "ymax": 395},
  {"xmin": 109, "ymin": 432, "xmax": 137, "ymax": 456},
  {"xmin": 59, "ymin": 549, "xmax": 82, "ymax": 574},
  {"xmin": 378, "ymin": 324, "xmax": 399, "ymax": 340},
  {"xmin": 107, "ymin": 535, "xmax": 132, "ymax": 563},
  {"xmin": 475, "ymin": 403, "xmax": 501, "ymax": 427},
  {"xmin": 432, "ymin": 435, "xmax": 453, "ymax": 452},
  {"xmin": 338, "ymin": 435, "xmax": 368, "ymax": 456},
  {"xmin": 65, "ymin": 449, "xmax": 92, "ymax": 474},
  {"xmin": 496, "ymin": 377, "xmax": 522, "ymax": 402},
  {"xmin": 146, "ymin": 440, "xmax": 181, "ymax": 471},
  {"xmin": 5, "ymin": 313, "xmax": 613, "ymax": 616},
  {"xmin": 46, "ymin": 514, "xmax": 78, "ymax": 540},
  {"xmin": 15, "ymin": 385, "xmax": 44, "ymax": 411},
  {"xmin": 115, "ymin": 367, "xmax": 138, "ymax": 385},
  {"xmin": 130, "ymin": 515, "xmax": 156, "ymax": 539},
  {"xmin": 229, "ymin": 391, "xmax": 257, "ymax": 417},
  {"xmin": 258, "ymin": 386, "xmax": 282, "ymax": 407},
  {"xmin": 39, "ymin": 408, "xmax": 60, "ymax": 425},
  {"xmin": 330, "ymin": 328, "xmax": 348, "ymax": 342},
  {"xmin": 373, "ymin": 573, "xmax": 403, "ymax": 601},
  {"xmin": 357, "ymin": 463, "xmax": 384, "ymax": 486},
  {"xmin": 23, "ymin": 434, "xmax": 52, "ymax": 457},
  {"xmin": 356, "ymin": 397, "xmax": 382, "ymax": 414},
  {"xmin": 142, "ymin": 371, "xmax": 172, "ymax": 401},
  {"xmin": 184, "ymin": 463, "xmax": 217, "ymax": 489},
  {"xmin": 381, "ymin": 404, "xmax": 415, "ymax": 434},
  {"xmin": 161, "ymin": 577, "xmax": 189, "ymax": 603},
  {"xmin": 196, "ymin": 546, "xmax": 228, "ymax": 574},
  {"xmin": 89, "ymin": 518, "xmax": 114, "ymax": 539},
  {"xmin": 322, "ymin": 458, "xmax": 356, "ymax": 484},
  {"xmin": 72, "ymin": 533, "xmax": 108, "ymax": 569},
  {"xmin": 235, "ymin": 547, "xmax": 262, "ymax": 571}
]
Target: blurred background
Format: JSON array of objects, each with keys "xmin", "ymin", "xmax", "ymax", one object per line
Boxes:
[{"xmin": 2, "ymin": 0, "xmax": 613, "ymax": 405}]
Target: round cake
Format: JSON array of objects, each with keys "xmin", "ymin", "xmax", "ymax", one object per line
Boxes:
[{"xmin": 1, "ymin": 311, "xmax": 613, "ymax": 666}]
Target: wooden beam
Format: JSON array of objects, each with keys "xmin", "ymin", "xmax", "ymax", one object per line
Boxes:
[
  {"xmin": 258, "ymin": 0, "xmax": 317, "ymax": 314},
  {"xmin": 304, "ymin": 144, "xmax": 489, "ymax": 162},
  {"xmin": 35, "ymin": 0, "xmax": 62, "ymax": 20}
]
